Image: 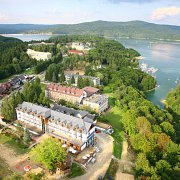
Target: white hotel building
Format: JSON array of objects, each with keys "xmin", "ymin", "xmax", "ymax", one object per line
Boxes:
[{"xmin": 16, "ymin": 102, "xmax": 95, "ymax": 151}]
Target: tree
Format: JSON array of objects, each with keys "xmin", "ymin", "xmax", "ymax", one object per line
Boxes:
[
  {"xmin": 1, "ymin": 92, "xmax": 22, "ymax": 122},
  {"xmin": 30, "ymin": 137, "xmax": 67, "ymax": 171},
  {"xmin": 136, "ymin": 117, "xmax": 152, "ymax": 136},
  {"xmin": 160, "ymin": 121, "xmax": 175, "ymax": 138},
  {"xmin": 60, "ymin": 72, "xmax": 65, "ymax": 83},
  {"xmin": 70, "ymin": 75, "xmax": 75, "ymax": 84},
  {"xmin": 77, "ymin": 77, "xmax": 84, "ymax": 88},
  {"xmin": 52, "ymin": 72, "xmax": 57, "ymax": 82},
  {"xmin": 23, "ymin": 127, "xmax": 31, "ymax": 145},
  {"xmin": 155, "ymin": 160, "xmax": 172, "ymax": 179}
]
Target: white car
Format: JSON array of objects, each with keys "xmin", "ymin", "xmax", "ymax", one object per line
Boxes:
[{"xmin": 95, "ymin": 146, "xmax": 100, "ymax": 153}]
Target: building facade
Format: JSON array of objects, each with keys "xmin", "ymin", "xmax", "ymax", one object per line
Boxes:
[
  {"xmin": 16, "ymin": 102, "xmax": 95, "ymax": 151},
  {"xmin": 45, "ymin": 84, "xmax": 108, "ymax": 113},
  {"xmin": 65, "ymin": 74, "xmax": 100, "ymax": 86}
]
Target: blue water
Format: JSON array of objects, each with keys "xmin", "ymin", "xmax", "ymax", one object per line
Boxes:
[
  {"xmin": 116, "ymin": 38, "xmax": 180, "ymax": 107},
  {"xmin": 4, "ymin": 34, "xmax": 180, "ymax": 107},
  {"xmin": 2, "ymin": 34, "xmax": 54, "ymax": 42}
]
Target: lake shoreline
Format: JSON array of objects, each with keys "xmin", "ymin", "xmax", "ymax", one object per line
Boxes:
[{"xmin": 1, "ymin": 34, "xmax": 180, "ymax": 43}]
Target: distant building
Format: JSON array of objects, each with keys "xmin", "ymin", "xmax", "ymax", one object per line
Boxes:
[
  {"xmin": 68, "ymin": 50, "xmax": 84, "ymax": 56},
  {"xmin": 28, "ymin": 42, "xmax": 55, "ymax": 46},
  {"xmin": 45, "ymin": 84, "xmax": 108, "ymax": 113},
  {"xmin": 65, "ymin": 74, "xmax": 100, "ymax": 86},
  {"xmin": 71, "ymin": 42, "xmax": 92, "ymax": 51},
  {"xmin": 0, "ymin": 75, "xmax": 32, "ymax": 96},
  {"xmin": 16, "ymin": 102, "xmax": 96, "ymax": 151},
  {"xmin": 27, "ymin": 49, "xmax": 52, "ymax": 61}
]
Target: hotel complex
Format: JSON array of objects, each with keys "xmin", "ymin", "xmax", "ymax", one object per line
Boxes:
[
  {"xmin": 16, "ymin": 102, "xmax": 96, "ymax": 151},
  {"xmin": 65, "ymin": 74, "xmax": 100, "ymax": 86},
  {"xmin": 45, "ymin": 84, "xmax": 108, "ymax": 113}
]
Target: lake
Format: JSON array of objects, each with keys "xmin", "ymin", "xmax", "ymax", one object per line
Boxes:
[
  {"xmin": 116, "ymin": 38, "xmax": 180, "ymax": 107},
  {"xmin": 3, "ymin": 34, "xmax": 180, "ymax": 107}
]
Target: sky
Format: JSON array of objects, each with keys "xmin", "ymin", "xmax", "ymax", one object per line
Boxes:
[{"xmin": 0, "ymin": 0, "xmax": 180, "ymax": 25}]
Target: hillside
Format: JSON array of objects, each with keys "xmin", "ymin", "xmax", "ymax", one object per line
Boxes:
[
  {"xmin": 0, "ymin": 35, "xmax": 22, "ymax": 42},
  {"xmin": 0, "ymin": 21, "xmax": 180, "ymax": 40}
]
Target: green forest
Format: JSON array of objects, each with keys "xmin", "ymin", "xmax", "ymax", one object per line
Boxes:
[{"xmin": 0, "ymin": 20, "xmax": 180, "ymax": 40}]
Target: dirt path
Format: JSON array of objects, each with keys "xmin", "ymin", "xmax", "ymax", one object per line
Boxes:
[
  {"xmin": 115, "ymin": 139, "xmax": 135, "ymax": 180},
  {"xmin": 0, "ymin": 144, "xmax": 27, "ymax": 167}
]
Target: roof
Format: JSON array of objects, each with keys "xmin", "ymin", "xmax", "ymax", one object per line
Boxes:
[
  {"xmin": 52, "ymin": 104, "xmax": 96, "ymax": 121},
  {"xmin": 46, "ymin": 84, "xmax": 84, "ymax": 98},
  {"xmin": 84, "ymin": 94, "xmax": 108, "ymax": 104},
  {"xmin": 68, "ymin": 50, "xmax": 84, "ymax": 54},
  {"xmin": 16, "ymin": 102, "xmax": 94, "ymax": 133},
  {"xmin": 83, "ymin": 86, "xmax": 99, "ymax": 97}
]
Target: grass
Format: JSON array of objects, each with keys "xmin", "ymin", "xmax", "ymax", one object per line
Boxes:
[
  {"xmin": 102, "ymin": 91, "xmax": 124, "ymax": 159},
  {"xmin": 103, "ymin": 159, "xmax": 119, "ymax": 180},
  {"xmin": 0, "ymin": 134, "xmax": 29, "ymax": 155},
  {"xmin": 67, "ymin": 163, "xmax": 85, "ymax": 178},
  {"xmin": 0, "ymin": 157, "xmax": 12, "ymax": 178},
  {"xmin": 103, "ymin": 107, "xmax": 124, "ymax": 159},
  {"xmin": 24, "ymin": 67, "xmax": 35, "ymax": 75}
]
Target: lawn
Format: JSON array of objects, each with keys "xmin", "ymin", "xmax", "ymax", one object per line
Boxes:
[
  {"xmin": 0, "ymin": 157, "xmax": 12, "ymax": 178},
  {"xmin": 67, "ymin": 163, "xmax": 85, "ymax": 178},
  {"xmin": 0, "ymin": 134, "xmax": 29, "ymax": 155},
  {"xmin": 102, "ymin": 91, "xmax": 124, "ymax": 159},
  {"xmin": 103, "ymin": 107, "xmax": 124, "ymax": 159}
]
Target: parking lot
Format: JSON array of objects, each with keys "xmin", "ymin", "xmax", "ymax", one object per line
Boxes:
[{"xmin": 72, "ymin": 133, "xmax": 113, "ymax": 180}]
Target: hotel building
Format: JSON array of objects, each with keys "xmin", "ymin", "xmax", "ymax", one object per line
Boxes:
[
  {"xmin": 45, "ymin": 84, "xmax": 108, "ymax": 113},
  {"xmin": 16, "ymin": 102, "xmax": 95, "ymax": 151}
]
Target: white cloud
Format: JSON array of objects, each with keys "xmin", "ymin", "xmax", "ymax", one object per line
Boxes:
[
  {"xmin": 0, "ymin": 13, "xmax": 9, "ymax": 22},
  {"xmin": 151, "ymin": 6, "xmax": 180, "ymax": 21}
]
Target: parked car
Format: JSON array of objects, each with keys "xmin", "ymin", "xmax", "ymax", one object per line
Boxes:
[
  {"xmin": 95, "ymin": 129, "xmax": 101, "ymax": 133},
  {"xmin": 95, "ymin": 146, "xmax": 100, "ymax": 153},
  {"xmin": 98, "ymin": 176, "xmax": 103, "ymax": 180},
  {"xmin": 105, "ymin": 129, "xmax": 114, "ymax": 135}
]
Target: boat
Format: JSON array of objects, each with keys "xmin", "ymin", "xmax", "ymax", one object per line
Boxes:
[
  {"xmin": 140, "ymin": 63, "xmax": 158, "ymax": 78},
  {"xmin": 175, "ymin": 77, "xmax": 178, "ymax": 84}
]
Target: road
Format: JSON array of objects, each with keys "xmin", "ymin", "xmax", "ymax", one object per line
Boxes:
[{"xmin": 72, "ymin": 133, "xmax": 113, "ymax": 180}]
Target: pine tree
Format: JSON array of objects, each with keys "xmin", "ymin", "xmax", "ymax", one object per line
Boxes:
[
  {"xmin": 23, "ymin": 127, "xmax": 31, "ymax": 145},
  {"xmin": 71, "ymin": 75, "xmax": 75, "ymax": 84},
  {"xmin": 52, "ymin": 72, "xmax": 57, "ymax": 82},
  {"xmin": 60, "ymin": 72, "xmax": 65, "ymax": 83}
]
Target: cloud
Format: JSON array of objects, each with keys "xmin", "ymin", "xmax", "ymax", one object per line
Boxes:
[
  {"xmin": 0, "ymin": 13, "xmax": 9, "ymax": 22},
  {"xmin": 108, "ymin": 0, "xmax": 158, "ymax": 3},
  {"xmin": 151, "ymin": 6, "xmax": 180, "ymax": 20}
]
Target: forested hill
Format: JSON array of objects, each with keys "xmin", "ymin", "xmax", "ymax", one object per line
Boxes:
[
  {"xmin": 0, "ymin": 20, "xmax": 180, "ymax": 40},
  {"xmin": 0, "ymin": 35, "xmax": 22, "ymax": 42}
]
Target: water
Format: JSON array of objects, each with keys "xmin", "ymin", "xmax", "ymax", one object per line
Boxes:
[
  {"xmin": 3, "ymin": 34, "xmax": 180, "ymax": 107},
  {"xmin": 116, "ymin": 38, "xmax": 180, "ymax": 107},
  {"xmin": 1, "ymin": 34, "xmax": 54, "ymax": 42}
]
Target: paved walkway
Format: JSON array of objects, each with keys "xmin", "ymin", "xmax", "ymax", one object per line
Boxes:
[{"xmin": 72, "ymin": 133, "xmax": 113, "ymax": 180}]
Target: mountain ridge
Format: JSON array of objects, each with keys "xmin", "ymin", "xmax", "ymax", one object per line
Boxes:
[{"xmin": 0, "ymin": 20, "xmax": 180, "ymax": 40}]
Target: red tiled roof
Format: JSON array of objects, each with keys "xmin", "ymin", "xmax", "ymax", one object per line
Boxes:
[
  {"xmin": 46, "ymin": 84, "xmax": 84, "ymax": 97},
  {"xmin": 69, "ymin": 50, "xmax": 84, "ymax": 54},
  {"xmin": 83, "ymin": 86, "xmax": 99, "ymax": 97}
]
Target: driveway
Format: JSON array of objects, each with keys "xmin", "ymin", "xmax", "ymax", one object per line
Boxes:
[{"xmin": 72, "ymin": 133, "xmax": 113, "ymax": 180}]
